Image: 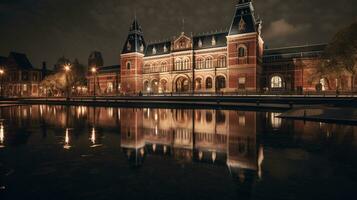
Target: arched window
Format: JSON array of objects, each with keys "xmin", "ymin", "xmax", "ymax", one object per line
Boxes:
[
  {"xmin": 183, "ymin": 58, "xmax": 190, "ymax": 70},
  {"xmin": 206, "ymin": 77, "xmax": 213, "ymax": 89},
  {"xmin": 196, "ymin": 58, "xmax": 204, "ymax": 69},
  {"xmin": 195, "ymin": 78, "xmax": 202, "ymax": 90},
  {"xmin": 320, "ymin": 78, "xmax": 327, "ymax": 91},
  {"xmin": 175, "ymin": 59, "xmax": 182, "ymax": 71},
  {"xmin": 126, "ymin": 62, "xmax": 131, "ymax": 70},
  {"xmin": 205, "ymin": 57, "xmax": 213, "ymax": 68},
  {"xmin": 238, "ymin": 47, "xmax": 246, "ymax": 57},
  {"xmin": 217, "ymin": 56, "xmax": 226, "ymax": 68},
  {"xmin": 161, "ymin": 62, "xmax": 167, "ymax": 72},
  {"xmin": 271, "ymin": 76, "xmax": 283, "ymax": 88}
]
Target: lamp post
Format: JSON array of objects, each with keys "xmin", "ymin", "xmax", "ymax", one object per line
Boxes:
[
  {"xmin": 64, "ymin": 64, "xmax": 71, "ymax": 101},
  {"xmin": 91, "ymin": 67, "xmax": 97, "ymax": 99},
  {"xmin": 0, "ymin": 69, "xmax": 4, "ymax": 98}
]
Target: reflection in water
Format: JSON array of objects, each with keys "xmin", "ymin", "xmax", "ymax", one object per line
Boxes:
[
  {"xmin": 64, "ymin": 128, "xmax": 71, "ymax": 150},
  {"xmin": 0, "ymin": 122, "xmax": 4, "ymax": 148},
  {"xmin": 1, "ymin": 105, "xmax": 357, "ymax": 199}
]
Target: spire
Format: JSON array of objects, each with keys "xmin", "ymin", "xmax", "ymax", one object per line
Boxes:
[
  {"xmin": 229, "ymin": 0, "xmax": 257, "ymax": 35},
  {"xmin": 122, "ymin": 18, "xmax": 146, "ymax": 54}
]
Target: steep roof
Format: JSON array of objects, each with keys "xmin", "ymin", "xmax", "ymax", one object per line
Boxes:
[
  {"xmin": 0, "ymin": 56, "xmax": 7, "ymax": 66},
  {"xmin": 145, "ymin": 41, "xmax": 171, "ymax": 57},
  {"xmin": 122, "ymin": 19, "xmax": 146, "ymax": 54},
  {"xmin": 193, "ymin": 32, "xmax": 228, "ymax": 50},
  {"xmin": 9, "ymin": 52, "xmax": 34, "ymax": 69},
  {"xmin": 229, "ymin": 0, "xmax": 257, "ymax": 35}
]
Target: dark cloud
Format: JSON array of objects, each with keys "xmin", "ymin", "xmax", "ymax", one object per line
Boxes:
[{"xmin": 0, "ymin": 0, "xmax": 356, "ymax": 68}]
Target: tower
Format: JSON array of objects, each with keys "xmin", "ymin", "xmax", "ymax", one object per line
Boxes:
[
  {"xmin": 226, "ymin": 0, "xmax": 264, "ymax": 91},
  {"xmin": 120, "ymin": 18, "xmax": 146, "ymax": 94}
]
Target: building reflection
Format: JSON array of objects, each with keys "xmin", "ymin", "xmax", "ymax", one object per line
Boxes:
[
  {"xmin": 63, "ymin": 128, "xmax": 71, "ymax": 150},
  {"xmin": 119, "ymin": 108, "xmax": 265, "ymax": 183},
  {"xmin": 0, "ymin": 121, "xmax": 4, "ymax": 148}
]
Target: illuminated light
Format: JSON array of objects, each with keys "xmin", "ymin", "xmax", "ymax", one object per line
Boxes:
[
  {"xmin": 155, "ymin": 126, "xmax": 158, "ymax": 135},
  {"xmin": 271, "ymin": 112, "xmax": 282, "ymax": 129},
  {"xmin": 64, "ymin": 64, "xmax": 71, "ymax": 72},
  {"xmin": 91, "ymin": 67, "xmax": 97, "ymax": 73},
  {"xmin": 0, "ymin": 69, "xmax": 4, "ymax": 75},
  {"xmin": 163, "ymin": 145, "xmax": 167, "ymax": 154},
  {"xmin": 212, "ymin": 151, "xmax": 217, "ymax": 163},
  {"xmin": 147, "ymin": 87, "xmax": 151, "ymax": 92},
  {"xmin": 63, "ymin": 128, "xmax": 71, "ymax": 149},
  {"xmin": 0, "ymin": 123, "xmax": 4, "ymax": 148},
  {"xmin": 258, "ymin": 146, "xmax": 264, "ymax": 179},
  {"xmin": 90, "ymin": 127, "xmax": 96, "ymax": 145},
  {"xmin": 154, "ymin": 113, "xmax": 158, "ymax": 121},
  {"xmin": 198, "ymin": 151, "xmax": 203, "ymax": 160},
  {"xmin": 152, "ymin": 144, "xmax": 156, "ymax": 152},
  {"xmin": 140, "ymin": 148, "xmax": 145, "ymax": 157}
]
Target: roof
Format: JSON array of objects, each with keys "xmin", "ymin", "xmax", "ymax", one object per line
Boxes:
[
  {"xmin": 193, "ymin": 32, "xmax": 228, "ymax": 50},
  {"xmin": 9, "ymin": 52, "xmax": 33, "ymax": 69},
  {"xmin": 229, "ymin": 1, "xmax": 257, "ymax": 35},
  {"xmin": 263, "ymin": 44, "xmax": 327, "ymax": 62},
  {"xmin": 122, "ymin": 19, "xmax": 146, "ymax": 54},
  {"xmin": 98, "ymin": 65, "xmax": 120, "ymax": 73},
  {"xmin": 0, "ymin": 56, "xmax": 7, "ymax": 66},
  {"xmin": 145, "ymin": 41, "xmax": 171, "ymax": 57}
]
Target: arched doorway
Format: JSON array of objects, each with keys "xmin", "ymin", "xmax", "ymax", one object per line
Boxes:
[
  {"xmin": 175, "ymin": 76, "xmax": 190, "ymax": 92},
  {"xmin": 216, "ymin": 76, "xmax": 226, "ymax": 91},
  {"xmin": 144, "ymin": 81, "xmax": 150, "ymax": 92},
  {"xmin": 195, "ymin": 78, "xmax": 202, "ymax": 90},
  {"xmin": 160, "ymin": 79, "xmax": 168, "ymax": 93},
  {"xmin": 151, "ymin": 79, "xmax": 159, "ymax": 93}
]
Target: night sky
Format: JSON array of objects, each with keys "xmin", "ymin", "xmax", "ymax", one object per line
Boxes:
[{"xmin": 1, "ymin": 0, "xmax": 356, "ymax": 68}]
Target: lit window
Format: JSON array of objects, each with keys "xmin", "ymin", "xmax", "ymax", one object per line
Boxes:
[
  {"xmin": 271, "ymin": 76, "xmax": 283, "ymax": 88},
  {"xmin": 196, "ymin": 58, "xmax": 204, "ymax": 69},
  {"xmin": 198, "ymin": 39, "xmax": 203, "ymax": 48},
  {"xmin": 152, "ymin": 47, "xmax": 157, "ymax": 54},
  {"xmin": 271, "ymin": 113, "xmax": 282, "ymax": 129},
  {"xmin": 206, "ymin": 77, "xmax": 213, "ymax": 89},
  {"xmin": 205, "ymin": 57, "xmax": 213, "ymax": 68},
  {"xmin": 212, "ymin": 36, "xmax": 216, "ymax": 46},
  {"xmin": 218, "ymin": 56, "xmax": 226, "ymax": 68},
  {"xmin": 163, "ymin": 45, "xmax": 168, "ymax": 53}
]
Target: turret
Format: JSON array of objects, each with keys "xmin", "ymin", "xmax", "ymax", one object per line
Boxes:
[{"xmin": 120, "ymin": 19, "xmax": 146, "ymax": 93}]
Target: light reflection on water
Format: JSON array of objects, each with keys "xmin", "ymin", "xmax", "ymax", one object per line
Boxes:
[{"xmin": 0, "ymin": 105, "xmax": 357, "ymax": 199}]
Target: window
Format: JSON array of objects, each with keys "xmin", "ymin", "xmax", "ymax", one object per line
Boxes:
[
  {"xmin": 238, "ymin": 47, "xmax": 246, "ymax": 57},
  {"xmin": 205, "ymin": 57, "xmax": 213, "ymax": 68},
  {"xmin": 211, "ymin": 36, "xmax": 216, "ymax": 46},
  {"xmin": 161, "ymin": 62, "xmax": 168, "ymax": 72},
  {"xmin": 216, "ymin": 76, "xmax": 226, "ymax": 90},
  {"xmin": 183, "ymin": 58, "xmax": 190, "ymax": 70},
  {"xmin": 107, "ymin": 82, "xmax": 113, "ymax": 93},
  {"xmin": 217, "ymin": 56, "xmax": 226, "ymax": 68},
  {"xmin": 320, "ymin": 78, "xmax": 327, "ymax": 91},
  {"xmin": 152, "ymin": 47, "xmax": 157, "ymax": 55},
  {"xmin": 163, "ymin": 45, "xmax": 168, "ymax": 53},
  {"xmin": 198, "ymin": 39, "xmax": 203, "ymax": 48},
  {"xmin": 126, "ymin": 62, "xmax": 131, "ymax": 70},
  {"xmin": 206, "ymin": 77, "xmax": 213, "ymax": 89},
  {"xmin": 175, "ymin": 59, "xmax": 182, "ymax": 71},
  {"xmin": 239, "ymin": 77, "xmax": 246, "ymax": 90},
  {"xmin": 271, "ymin": 76, "xmax": 283, "ymax": 88},
  {"xmin": 196, "ymin": 58, "xmax": 204, "ymax": 69}
]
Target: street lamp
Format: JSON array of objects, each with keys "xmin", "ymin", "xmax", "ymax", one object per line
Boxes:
[
  {"xmin": 64, "ymin": 64, "xmax": 71, "ymax": 101},
  {"xmin": 91, "ymin": 67, "xmax": 97, "ymax": 99},
  {"xmin": 0, "ymin": 68, "xmax": 5, "ymax": 98}
]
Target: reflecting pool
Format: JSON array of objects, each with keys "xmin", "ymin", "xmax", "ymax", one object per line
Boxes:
[{"xmin": 0, "ymin": 105, "xmax": 357, "ymax": 199}]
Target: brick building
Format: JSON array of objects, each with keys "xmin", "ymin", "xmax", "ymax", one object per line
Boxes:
[
  {"xmin": 87, "ymin": 0, "xmax": 355, "ymax": 95},
  {"xmin": 0, "ymin": 52, "xmax": 45, "ymax": 97}
]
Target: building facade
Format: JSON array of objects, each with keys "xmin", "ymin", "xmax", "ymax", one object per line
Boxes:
[
  {"xmin": 0, "ymin": 52, "xmax": 45, "ymax": 97},
  {"xmin": 86, "ymin": 0, "xmax": 357, "ymax": 95}
]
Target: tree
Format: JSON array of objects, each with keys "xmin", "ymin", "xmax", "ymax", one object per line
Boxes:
[
  {"xmin": 40, "ymin": 57, "xmax": 87, "ymax": 96},
  {"xmin": 323, "ymin": 22, "xmax": 357, "ymax": 91}
]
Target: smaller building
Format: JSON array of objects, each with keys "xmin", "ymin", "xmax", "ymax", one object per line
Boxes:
[
  {"xmin": 87, "ymin": 65, "xmax": 121, "ymax": 95},
  {"xmin": 0, "ymin": 52, "xmax": 45, "ymax": 97}
]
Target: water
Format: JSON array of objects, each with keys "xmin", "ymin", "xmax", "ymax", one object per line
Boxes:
[{"xmin": 0, "ymin": 105, "xmax": 357, "ymax": 200}]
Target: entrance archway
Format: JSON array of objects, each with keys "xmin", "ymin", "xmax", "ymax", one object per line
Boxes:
[
  {"xmin": 175, "ymin": 76, "xmax": 190, "ymax": 92},
  {"xmin": 216, "ymin": 76, "xmax": 226, "ymax": 91},
  {"xmin": 151, "ymin": 79, "xmax": 159, "ymax": 93}
]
